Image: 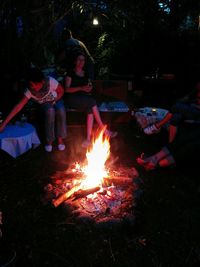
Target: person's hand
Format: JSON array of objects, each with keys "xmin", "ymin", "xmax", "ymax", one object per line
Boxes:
[
  {"xmin": 47, "ymin": 100, "xmax": 56, "ymax": 106},
  {"xmin": 81, "ymin": 84, "xmax": 93, "ymax": 93}
]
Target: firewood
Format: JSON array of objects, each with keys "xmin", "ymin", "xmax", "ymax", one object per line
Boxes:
[
  {"xmin": 103, "ymin": 176, "xmax": 133, "ymax": 186},
  {"xmin": 52, "ymin": 183, "xmax": 81, "ymax": 207},
  {"xmin": 52, "ymin": 176, "xmax": 133, "ymax": 207},
  {"xmin": 73, "ymin": 186, "xmax": 100, "ymax": 200}
]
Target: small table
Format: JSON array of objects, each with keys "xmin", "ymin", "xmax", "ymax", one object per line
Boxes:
[
  {"xmin": 0, "ymin": 122, "xmax": 41, "ymax": 158},
  {"xmin": 97, "ymin": 101, "xmax": 130, "ymax": 124},
  {"xmin": 98, "ymin": 101, "xmax": 129, "ymax": 113}
]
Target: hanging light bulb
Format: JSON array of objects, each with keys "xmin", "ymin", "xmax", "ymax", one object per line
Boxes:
[{"xmin": 92, "ymin": 17, "xmax": 99, "ymax": 25}]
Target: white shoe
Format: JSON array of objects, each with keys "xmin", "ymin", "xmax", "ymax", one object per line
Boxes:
[
  {"xmin": 45, "ymin": 145, "xmax": 53, "ymax": 152},
  {"xmin": 104, "ymin": 130, "xmax": 118, "ymax": 138},
  {"xmin": 58, "ymin": 144, "xmax": 65, "ymax": 151},
  {"xmin": 144, "ymin": 124, "xmax": 160, "ymax": 135}
]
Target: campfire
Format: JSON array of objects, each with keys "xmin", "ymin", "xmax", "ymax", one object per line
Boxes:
[{"xmin": 45, "ymin": 129, "xmax": 141, "ymax": 225}]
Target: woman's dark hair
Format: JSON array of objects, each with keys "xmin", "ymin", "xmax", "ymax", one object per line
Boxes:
[
  {"xmin": 68, "ymin": 51, "xmax": 86, "ymax": 71},
  {"xmin": 74, "ymin": 51, "xmax": 86, "ymax": 60},
  {"xmin": 26, "ymin": 68, "xmax": 44, "ymax": 83}
]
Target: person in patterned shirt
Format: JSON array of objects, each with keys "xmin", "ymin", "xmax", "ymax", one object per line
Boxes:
[{"xmin": 0, "ymin": 68, "xmax": 67, "ymax": 152}]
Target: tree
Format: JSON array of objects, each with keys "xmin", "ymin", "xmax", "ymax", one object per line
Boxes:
[{"xmin": 1, "ymin": 0, "xmax": 199, "ymax": 79}]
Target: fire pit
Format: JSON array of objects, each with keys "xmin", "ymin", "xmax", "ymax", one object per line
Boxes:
[{"xmin": 44, "ymin": 129, "xmax": 142, "ymax": 226}]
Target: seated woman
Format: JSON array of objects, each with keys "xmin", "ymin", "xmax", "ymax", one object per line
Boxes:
[
  {"xmin": 143, "ymin": 81, "xmax": 200, "ymax": 143},
  {"xmin": 0, "ymin": 68, "xmax": 67, "ymax": 152},
  {"xmin": 64, "ymin": 52, "xmax": 117, "ymax": 148}
]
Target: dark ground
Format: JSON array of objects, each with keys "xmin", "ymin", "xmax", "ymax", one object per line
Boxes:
[{"xmin": 0, "ymin": 120, "xmax": 200, "ymax": 267}]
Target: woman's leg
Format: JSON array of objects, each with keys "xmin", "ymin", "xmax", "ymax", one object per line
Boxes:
[
  {"xmin": 169, "ymin": 125, "xmax": 178, "ymax": 143},
  {"xmin": 155, "ymin": 112, "xmax": 173, "ymax": 129},
  {"xmin": 144, "ymin": 112, "xmax": 172, "ymax": 134},
  {"xmin": 137, "ymin": 146, "xmax": 171, "ymax": 166},
  {"xmin": 86, "ymin": 113, "xmax": 94, "ymax": 141},
  {"xmin": 137, "ymin": 147, "xmax": 173, "ymax": 170},
  {"xmin": 158, "ymin": 155, "xmax": 175, "ymax": 168},
  {"xmin": 92, "ymin": 105, "xmax": 118, "ymax": 138},
  {"xmin": 92, "ymin": 105, "xmax": 104, "ymax": 128}
]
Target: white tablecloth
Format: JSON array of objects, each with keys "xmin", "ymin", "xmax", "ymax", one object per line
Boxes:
[
  {"xmin": 0, "ymin": 122, "xmax": 41, "ymax": 158},
  {"xmin": 98, "ymin": 101, "xmax": 129, "ymax": 112}
]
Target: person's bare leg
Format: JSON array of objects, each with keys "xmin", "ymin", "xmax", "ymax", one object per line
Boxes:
[
  {"xmin": 144, "ymin": 112, "xmax": 173, "ymax": 135},
  {"xmin": 137, "ymin": 147, "xmax": 173, "ymax": 171},
  {"xmin": 155, "ymin": 112, "xmax": 177, "ymax": 143},
  {"xmin": 159, "ymin": 155, "xmax": 175, "ymax": 168},
  {"xmin": 92, "ymin": 105, "xmax": 118, "ymax": 138},
  {"xmin": 155, "ymin": 112, "xmax": 173, "ymax": 129},
  {"xmin": 92, "ymin": 105, "xmax": 104, "ymax": 128},
  {"xmin": 82, "ymin": 113, "xmax": 94, "ymax": 148},
  {"xmin": 87, "ymin": 113, "xmax": 94, "ymax": 141},
  {"xmin": 137, "ymin": 147, "xmax": 171, "ymax": 166},
  {"xmin": 169, "ymin": 125, "xmax": 178, "ymax": 143}
]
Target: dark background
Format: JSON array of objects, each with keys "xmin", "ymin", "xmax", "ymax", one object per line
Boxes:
[
  {"xmin": 1, "ymin": 1, "xmax": 200, "ymax": 266},
  {"xmin": 1, "ymin": 1, "xmax": 200, "ymax": 107}
]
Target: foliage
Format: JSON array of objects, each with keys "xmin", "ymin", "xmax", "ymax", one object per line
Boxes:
[
  {"xmin": 0, "ymin": 0, "xmax": 200, "ymax": 77},
  {"xmin": 94, "ymin": 32, "xmax": 115, "ymax": 78}
]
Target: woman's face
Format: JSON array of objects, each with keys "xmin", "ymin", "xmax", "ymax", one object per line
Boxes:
[
  {"xmin": 75, "ymin": 55, "xmax": 85, "ymax": 68},
  {"xmin": 29, "ymin": 80, "xmax": 44, "ymax": 92}
]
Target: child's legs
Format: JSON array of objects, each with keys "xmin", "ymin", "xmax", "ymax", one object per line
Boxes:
[
  {"xmin": 43, "ymin": 105, "xmax": 55, "ymax": 144},
  {"xmin": 55, "ymin": 100, "xmax": 67, "ymax": 141}
]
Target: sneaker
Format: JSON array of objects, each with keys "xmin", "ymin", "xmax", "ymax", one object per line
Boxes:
[
  {"xmin": 143, "ymin": 124, "xmax": 160, "ymax": 135},
  {"xmin": 58, "ymin": 144, "xmax": 65, "ymax": 151},
  {"xmin": 45, "ymin": 145, "xmax": 53, "ymax": 152},
  {"xmin": 104, "ymin": 130, "xmax": 118, "ymax": 138},
  {"xmin": 81, "ymin": 139, "xmax": 91, "ymax": 148}
]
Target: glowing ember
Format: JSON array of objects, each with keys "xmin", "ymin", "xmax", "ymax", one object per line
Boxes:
[{"xmin": 81, "ymin": 129, "xmax": 110, "ymax": 189}]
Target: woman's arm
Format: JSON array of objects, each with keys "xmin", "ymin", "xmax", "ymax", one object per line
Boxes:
[
  {"xmin": 65, "ymin": 76, "xmax": 92, "ymax": 93},
  {"xmin": 55, "ymin": 83, "xmax": 64, "ymax": 101},
  {"xmin": 0, "ymin": 95, "xmax": 29, "ymax": 131}
]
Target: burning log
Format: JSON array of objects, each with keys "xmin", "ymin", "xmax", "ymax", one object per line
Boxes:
[
  {"xmin": 52, "ymin": 185, "xmax": 100, "ymax": 207},
  {"xmin": 52, "ymin": 176, "xmax": 134, "ymax": 208},
  {"xmin": 52, "ymin": 183, "xmax": 81, "ymax": 207},
  {"xmin": 103, "ymin": 176, "xmax": 133, "ymax": 187},
  {"xmin": 73, "ymin": 186, "xmax": 100, "ymax": 200}
]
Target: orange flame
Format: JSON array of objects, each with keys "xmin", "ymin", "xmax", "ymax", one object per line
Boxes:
[{"xmin": 81, "ymin": 129, "xmax": 110, "ymax": 189}]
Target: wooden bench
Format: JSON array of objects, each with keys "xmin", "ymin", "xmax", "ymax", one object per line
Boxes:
[
  {"xmin": 66, "ymin": 80, "xmax": 131, "ymax": 125},
  {"xmin": 92, "ymin": 80, "xmax": 128, "ymax": 102}
]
